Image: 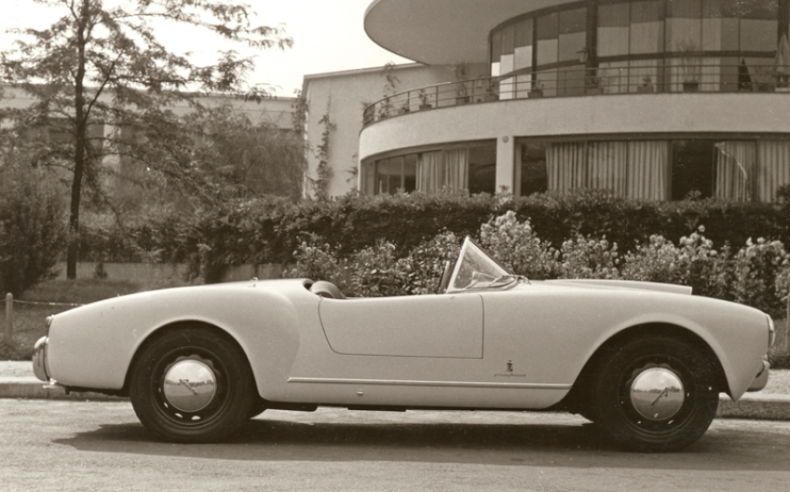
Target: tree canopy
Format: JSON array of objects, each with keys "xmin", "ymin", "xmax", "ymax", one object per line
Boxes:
[{"xmin": 0, "ymin": 0, "xmax": 294, "ymax": 279}]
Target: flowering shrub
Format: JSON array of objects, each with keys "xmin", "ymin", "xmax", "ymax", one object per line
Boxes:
[
  {"xmin": 394, "ymin": 231, "xmax": 462, "ymax": 295},
  {"xmin": 621, "ymin": 227, "xmax": 732, "ymax": 300},
  {"xmin": 733, "ymin": 238, "xmax": 790, "ymax": 317},
  {"xmin": 288, "ymin": 212, "xmax": 789, "ymax": 319},
  {"xmin": 479, "ymin": 211, "xmax": 559, "ymax": 279},
  {"xmin": 558, "ymin": 235, "xmax": 621, "ymax": 280}
]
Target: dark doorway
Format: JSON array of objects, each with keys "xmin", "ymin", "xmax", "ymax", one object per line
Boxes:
[{"xmin": 671, "ymin": 140, "xmax": 715, "ymax": 200}]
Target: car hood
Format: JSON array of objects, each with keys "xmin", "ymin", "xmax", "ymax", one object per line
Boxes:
[{"xmin": 540, "ymin": 279, "xmax": 693, "ymax": 296}]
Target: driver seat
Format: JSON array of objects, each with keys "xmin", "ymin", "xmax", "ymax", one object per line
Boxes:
[{"xmin": 310, "ymin": 281, "xmax": 346, "ymax": 299}]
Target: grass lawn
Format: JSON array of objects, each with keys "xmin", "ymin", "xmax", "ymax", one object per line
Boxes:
[{"xmin": 1, "ymin": 278, "xmax": 194, "ymax": 360}]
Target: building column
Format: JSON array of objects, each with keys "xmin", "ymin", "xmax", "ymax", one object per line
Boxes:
[{"xmin": 495, "ymin": 135, "xmax": 516, "ymax": 194}]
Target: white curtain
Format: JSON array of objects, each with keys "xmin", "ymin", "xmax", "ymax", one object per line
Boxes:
[
  {"xmin": 715, "ymin": 141, "xmax": 756, "ymax": 202},
  {"xmin": 627, "ymin": 141, "xmax": 670, "ymax": 200},
  {"xmin": 417, "ymin": 151, "xmax": 443, "ymax": 193},
  {"xmin": 416, "ymin": 149, "xmax": 468, "ymax": 193},
  {"xmin": 443, "ymin": 149, "xmax": 469, "ymax": 192},
  {"xmin": 588, "ymin": 141, "xmax": 628, "ymax": 194},
  {"xmin": 756, "ymin": 141, "xmax": 790, "ymax": 201},
  {"xmin": 547, "ymin": 142, "xmax": 587, "ymax": 192}
]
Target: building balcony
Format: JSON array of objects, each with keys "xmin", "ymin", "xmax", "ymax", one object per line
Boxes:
[{"xmin": 363, "ymin": 61, "xmax": 790, "ymax": 128}]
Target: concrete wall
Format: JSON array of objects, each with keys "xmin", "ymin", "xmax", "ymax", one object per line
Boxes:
[{"xmin": 359, "ymin": 92, "xmax": 790, "ymax": 161}]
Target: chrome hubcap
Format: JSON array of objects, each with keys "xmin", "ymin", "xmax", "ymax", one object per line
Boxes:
[
  {"xmin": 629, "ymin": 367, "xmax": 685, "ymax": 421},
  {"xmin": 163, "ymin": 359, "xmax": 217, "ymax": 413}
]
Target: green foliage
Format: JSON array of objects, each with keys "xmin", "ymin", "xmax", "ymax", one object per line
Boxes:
[
  {"xmin": 310, "ymin": 100, "xmax": 336, "ymax": 200},
  {"xmin": 284, "ymin": 211, "xmax": 789, "ymax": 319},
  {"xmin": 0, "ymin": 157, "xmax": 67, "ymax": 297},
  {"xmin": 75, "ymin": 192, "xmax": 790, "ymax": 295},
  {"xmin": 0, "ymin": 0, "xmax": 293, "ymax": 278},
  {"xmin": 478, "ymin": 211, "xmax": 559, "ymax": 279}
]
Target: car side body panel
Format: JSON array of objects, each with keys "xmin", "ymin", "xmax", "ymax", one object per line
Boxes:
[{"xmin": 44, "ymin": 278, "xmax": 769, "ymax": 410}]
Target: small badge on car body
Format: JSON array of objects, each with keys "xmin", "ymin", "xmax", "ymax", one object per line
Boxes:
[{"xmin": 495, "ymin": 360, "xmax": 526, "ymax": 378}]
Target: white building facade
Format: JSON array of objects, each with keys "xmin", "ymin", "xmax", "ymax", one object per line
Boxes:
[{"xmin": 354, "ymin": 0, "xmax": 790, "ymax": 202}]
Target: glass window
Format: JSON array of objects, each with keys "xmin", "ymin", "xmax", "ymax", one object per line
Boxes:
[
  {"xmin": 403, "ymin": 154, "xmax": 417, "ymax": 192},
  {"xmin": 559, "ymin": 8, "xmax": 587, "ymax": 62},
  {"xmin": 520, "ymin": 141, "xmax": 548, "ymax": 196},
  {"xmin": 491, "ymin": 30, "xmax": 502, "ymax": 64},
  {"xmin": 667, "ymin": 0, "xmax": 702, "ymax": 53},
  {"xmin": 671, "ymin": 139, "xmax": 714, "ymax": 200},
  {"xmin": 598, "ymin": 2, "xmax": 630, "ymax": 57},
  {"xmin": 376, "ymin": 157, "xmax": 402, "ymax": 195},
  {"xmin": 514, "ymin": 18, "xmax": 534, "ymax": 71},
  {"xmin": 501, "ymin": 24, "xmax": 515, "ymax": 55},
  {"xmin": 630, "ymin": 1, "xmax": 664, "ymax": 54},
  {"xmin": 469, "ymin": 144, "xmax": 496, "ymax": 195},
  {"xmin": 514, "ymin": 18, "xmax": 533, "ymax": 48},
  {"xmin": 536, "ymin": 12, "xmax": 559, "ymax": 66},
  {"xmin": 362, "ymin": 162, "xmax": 376, "ymax": 195}
]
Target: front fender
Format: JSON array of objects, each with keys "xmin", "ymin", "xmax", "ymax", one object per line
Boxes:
[{"xmin": 46, "ymin": 281, "xmax": 311, "ymax": 397}]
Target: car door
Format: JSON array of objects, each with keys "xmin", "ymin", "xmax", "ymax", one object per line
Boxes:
[{"xmin": 318, "ymin": 293, "xmax": 483, "ymax": 359}]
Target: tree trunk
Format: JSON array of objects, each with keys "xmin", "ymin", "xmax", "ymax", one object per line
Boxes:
[{"xmin": 66, "ymin": 0, "xmax": 90, "ymax": 280}]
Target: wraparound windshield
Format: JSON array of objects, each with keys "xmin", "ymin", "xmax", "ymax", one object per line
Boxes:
[{"xmin": 444, "ymin": 237, "xmax": 521, "ymax": 294}]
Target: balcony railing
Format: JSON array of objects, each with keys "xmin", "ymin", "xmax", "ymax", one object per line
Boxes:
[{"xmin": 362, "ymin": 60, "xmax": 790, "ymax": 127}]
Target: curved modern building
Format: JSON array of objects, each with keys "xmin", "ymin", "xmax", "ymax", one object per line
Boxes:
[{"xmin": 358, "ymin": 0, "xmax": 790, "ymax": 201}]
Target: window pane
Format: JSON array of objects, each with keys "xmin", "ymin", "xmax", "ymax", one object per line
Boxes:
[
  {"xmin": 520, "ymin": 141, "xmax": 548, "ymax": 196},
  {"xmin": 469, "ymin": 144, "xmax": 496, "ymax": 195},
  {"xmin": 376, "ymin": 157, "xmax": 403, "ymax": 195},
  {"xmin": 403, "ymin": 154, "xmax": 417, "ymax": 192},
  {"xmin": 502, "ymin": 24, "xmax": 515, "ymax": 55},
  {"xmin": 741, "ymin": 19, "xmax": 778, "ymax": 52},
  {"xmin": 514, "ymin": 18, "xmax": 533, "ymax": 48},
  {"xmin": 631, "ymin": 1, "xmax": 665, "ymax": 54},
  {"xmin": 667, "ymin": 0, "xmax": 702, "ymax": 52},
  {"xmin": 559, "ymin": 8, "xmax": 587, "ymax": 62},
  {"xmin": 491, "ymin": 30, "xmax": 502, "ymax": 62},
  {"xmin": 598, "ymin": 2, "xmax": 630, "ymax": 57},
  {"xmin": 362, "ymin": 162, "xmax": 376, "ymax": 195},
  {"xmin": 537, "ymin": 12, "xmax": 559, "ymax": 65}
]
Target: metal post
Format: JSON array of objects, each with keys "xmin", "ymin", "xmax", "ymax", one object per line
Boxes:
[{"xmin": 4, "ymin": 293, "xmax": 13, "ymax": 342}]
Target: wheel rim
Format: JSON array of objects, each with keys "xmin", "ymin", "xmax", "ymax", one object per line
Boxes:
[
  {"xmin": 152, "ymin": 350, "xmax": 229, "ymax": 427},
  {"xmin": 629, "ymin": 367, "xmax": 685, "ymax": 421},
  {"xmin": 163, "ymin": 358, "xmax": 217, "ymax": 412},
  {"xmin": 619, "ymin": 357, "xmax": 695, "ymax": 434}
]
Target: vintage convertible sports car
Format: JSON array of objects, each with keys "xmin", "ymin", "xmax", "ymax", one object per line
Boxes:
[{"xmin": 33, "ymin": 238, "xmax": 773, "ymax": 451}]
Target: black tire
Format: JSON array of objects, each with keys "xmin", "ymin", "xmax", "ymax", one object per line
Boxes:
[
  {"xmin": 129, "ymin": 326, "xmax": 256, "ymax": 443},
  {"xmin": 589, "ymin": 335, "xmax": 720, "ymax": 452}
]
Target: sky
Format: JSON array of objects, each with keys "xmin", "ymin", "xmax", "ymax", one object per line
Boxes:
[{"xmin": 0, "ymin": 0, "xmax": 411, "ymax": 97}]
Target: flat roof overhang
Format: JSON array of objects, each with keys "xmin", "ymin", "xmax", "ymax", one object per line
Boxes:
[{"xmin": 364, "ymin": 0, "xmax": 577, "ymax": 65}]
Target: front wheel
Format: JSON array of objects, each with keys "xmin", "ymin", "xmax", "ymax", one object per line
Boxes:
[
  {"xmin": 129, "ymin": 326, "xmax": 256, "ymax": 443},
  {"xmin": 590, "ymin": 336, "xmax": 720, "ymax": 452}
]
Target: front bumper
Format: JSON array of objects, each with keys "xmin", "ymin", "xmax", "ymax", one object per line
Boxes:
[
  {"xmin": 32, "ymin": 336, "xmax": 50, "ymax": 382},
  {"xmin": 747, "ymin": 359, "xmax": 770, "ymax": 392}
]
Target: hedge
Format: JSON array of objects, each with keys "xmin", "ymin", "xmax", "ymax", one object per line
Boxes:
[{"xmin": 77, "ymin": 191, "xmax": 790, "ymax": 283}]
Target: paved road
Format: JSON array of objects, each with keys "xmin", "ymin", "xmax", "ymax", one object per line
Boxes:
[{"xmin": 2, "ymin": 399, "xmax": 789, "ymax": 492}]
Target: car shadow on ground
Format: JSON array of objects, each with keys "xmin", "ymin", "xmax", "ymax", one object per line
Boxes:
[{"xmin": 53, "ymin": 413, "xmax": 790, "ymax": 471}]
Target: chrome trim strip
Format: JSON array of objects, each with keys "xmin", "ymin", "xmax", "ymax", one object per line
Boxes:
[{"xmin": 288, "ymin": 377, "xmax": 571, "ymax": 390}]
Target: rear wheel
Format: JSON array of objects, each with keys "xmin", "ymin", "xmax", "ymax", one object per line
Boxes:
[
  {"xmin": 590, "ymin": 335, "xmax": 720, "ymax": 452},
  {"xmin": 129, "ymin": 326, "xmax": 256, "ymax": 443}
]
